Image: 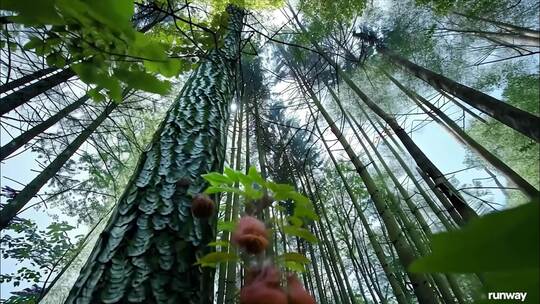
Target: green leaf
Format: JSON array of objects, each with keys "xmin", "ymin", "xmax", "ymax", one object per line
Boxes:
[
  {"xmin": 114, "ymin": 68, "xmax": 171, "ymax": 95},
  {"xmin": 278, "ymin": 252, "xmax": 310, "ymax": 264},
  {"xmin": 410, "ymin": 202, "xmax": 539, "ymax": 273},
  {"xmin": 207, "ymin": 240, "xmax": 230, "ymax": 247},
  {"xmin": 204, "ymin": 186, "xmax": 243, "ymax": 195},
  {"xmin": 46, "ymin": 52, "xmax": 66, "ymax": 68},
  {"xmin": 81, "ymin": 0, "xmax": 134, "ymax": 34},
  {"xmin": 288, "ymin": 216, "xmax": 303, "ymax": 227},
  {"xmin": 282, "ymin": 225, "xmax": 318, "ymax": 243},
  {"xmin": 195, "ymin": 252, "xmax": 238, "ymax": 267},
  {"xmin": 144, "ymin": 58, "xmax": 182, "ymax": 78},
  {"xmin": 293, "ymin": 202, "xmax": 319, "ymax": 221},
  {"xmin": 224, "ymin": 167, "xmax": 241, "ymax": 183},
  {"xmin": 217, "ymin": 220, "xmax": 236, "ymax": 232},
  {"xmin": 266, "ymin": 181, "xmax": 295, "ymax": 194},
  {"xmin": 284, "ymin": 261, "xmax": 306, "ymax": 273},
  {"xmin": 247, "ymin": 166, "xmax": 264, "ymax": 184},
  {"xmin": 202, "ymin": 172, "xmax": 233, "ymax": 186},
  {"xmin": 0, "ymin": 0, "xmax": 64, "ymax": 25},
  {"xmin": 23, "ymin": 36, "xmax": 46, "ymax": 50},
  {"xmin": 72, "ymin": 63, "xmax": 122, "ymax": 101},
  {"xmin": 410, "ymin": 202, "xmax": 539, "ymax": 303}
]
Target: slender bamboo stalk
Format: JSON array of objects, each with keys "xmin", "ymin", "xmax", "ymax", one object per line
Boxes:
[
  {"xmin": 384, "ymin": 72, "xmax": 539, "ymax": 200},
  {"xmin": 377, "ymin": 47, "xmax": 540, "ymax": 142}
]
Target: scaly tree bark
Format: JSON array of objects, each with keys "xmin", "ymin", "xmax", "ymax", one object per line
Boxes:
[
  {"xmin": 60, "ymin": 7, "xmax": 244, "ymax": 303},
  {"xmin": 376, "ymin": 46, "xmax": 540, "ymax": 142},
  {"xmin": 0, "ymin": 94, "xmax": 89, "ymax": 160},
  {"xmin": 384, "ymin": 72, "xmax": 539, "ymax": 200}
]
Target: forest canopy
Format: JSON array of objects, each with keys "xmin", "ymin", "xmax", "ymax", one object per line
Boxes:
[{"xmin": 0, "ymin": 0, "xmax": 539, "ymax": 303}]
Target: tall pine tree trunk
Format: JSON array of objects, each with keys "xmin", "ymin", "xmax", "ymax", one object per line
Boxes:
[
  {"xmin": 385, "ymin": 72, "xmax": 539, "ymax": 199},
  {"xmin": 452, "ymin": 12, "xmax": 540, "ymax": 39},
  {"xmin": 290, "ymin": 10, "xmax": 478, "ymax": 224},
  {"xmin": 0, "ymin": 94, "xmax": 89, "ymax": 160},
  {"xmin": 377, "ymin": 47, "xmax": 540, "ymax": 142},
  {"xmin": 62, "ymin": 6, "xmax": 244, "ymax": 303},
  {"xmin": 0, "ymin": 68, "xmax": 76, "ymax": 115},
  {"xmin": 293, "ymin": 63, "xmax": 438, "ymax": 302},
  {"xmin": 0, "ymin": 100, "xmax": 118, "ymax": 230},
  {"xmin": 224, "ymin": 99, "xmax": 244, "ymax": 304},
  {"xmin": 216, "ymin": 110, "xmax": 239, "ymax": 304},
  {"xmin": 0, "ymin": 66, "xmax": 59, "ymax": 94}
]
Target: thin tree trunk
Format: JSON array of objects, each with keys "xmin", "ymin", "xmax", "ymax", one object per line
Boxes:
[
  {"xmin": 385, "ymin": 72, "xmax": 539, "ymax": 199},
  {"xmin": 308, "ymin": 110, "xmax": 410, "ymax": 302},
  {"xmin": 440, "ymin": 28, "xmax": 540, "ymax": 47},
  {"xmin": 292, "ymin": 62, "xmax": 438, "ymax": 302},
  {"xmin": 347, "ymin": 113, "xmax": 459, "ymax": 304},
  {"xmin": 333, "ymin": 198, "xmax": 379, "ymax": 303},
  {"xmin": 328, "ymin": 85, "xmax": 433, "ymax": 237},
  {"xmin": 60, "ymin": 7, "xmax": 244, "ymax": 303},
  {"xmin": 0, "ymin": 101, "xmax": 118, "ymax": 229},
  {"xmin": 329, "ymin": 65, "xmax": 478, "ymax": 223},
  {"xmin": 0, "ymin": 68, "xmax": 76, "ymax": 115},
  {"xmin": 437, "ymin": 89, "xmax": 487, "ymax": 124},
  {"xmin": 377, "ymin": 46, "xmax": 540, "ymax": 142},
  {"xmin": 453, "ymin": 11, "xmax": 540, "ymax": 39},
  {"xmin": 0, "ymin": 94, "xmax": 89, "ymax": 160},
  {"xmin": 306, "ymin": 176, "xmax": 356, "ymax": 304},
  {"xmin": 224, "ymin": 99, "xmax": 244, "ymax": 304},
  {"xmin": 358, "ymin": 106, "xmax": 457, "ymax": 230},
  {"xmin": 312, "ymin": 225, "xmax": 342, "ymax": 303},
  {"xmin": 306, "ymin": 241, "xmax": 329, "ymax": 304},
  {"xmin": 216, "ymin": 111, "xmax": 239, "ymax": 304},
  {"xmin": 0, "ymin": 67, "xmax": 59, "ymax": 94},
  {"xmin": 484, "ymin": 167, "xmax": 510, "ymax": 199},
  {"xmin": 290, "ymin": 10, "xmax": 479, "ymax": 224}
]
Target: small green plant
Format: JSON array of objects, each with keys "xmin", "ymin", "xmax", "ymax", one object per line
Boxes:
[
  {"xmin": 196, "ymin": 166, "xmax": 319, "ymax": 272},
  {"xmin": 197, "ymin": 166, "xmax": 318, "ymax": 303}
]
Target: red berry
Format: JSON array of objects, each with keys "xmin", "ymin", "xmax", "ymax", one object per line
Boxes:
[
  {"xmin": 287, "ymin": 274, "xmax": 316, "ymax": 304},
  {"xmin": 191, "ymin": 194, "xmax": 214, "ymax": 218},
  {"xmin": 240, "ymin": 266, "xmax": 287, "ymax": 304},
  {"xmin": 232, "ymin": 216, "xmax": 269, "ymax": 254}
]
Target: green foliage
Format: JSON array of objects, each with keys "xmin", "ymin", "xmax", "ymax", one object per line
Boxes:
[
  {"xmin": 277, "ymin": 252, "xmax": 311, "ymax": 272},
  {"xmin": 415, "ymin": 0, "xmax": 506, "ymax": 15},
  {"xmin": 195, "ymin": 252, "xmax": 239, "ymax": 267},
  {"xmin": 198, "ymin": 167, "xmax": 319, "ymax": 271},
  {"xmin": 201, "ymin": 0, "xmax": 283, "ymax": 11},
  {"xmin": 0, "ymin": 219, "xmax": 83, "ymax": 288},
  {"xmin": 0, "ymin": 0, "xmax": 192, "ymax": 100},
  {"xmin": 299, "ymin": 0, "xmax": 366, "ymax": 37},
  {"xmin": 2, "ymin": 284, "xmax": 42, "ymax": 304},
  {"xmin": 203, "ymin": 166, "xmax": 317, "ymax": 222},
  {"xmin": 281, "ymin": 225, "xmax": 318, "ymax": 243},
  {"xmin": 410, "ymin": 202, "xmax": 539, "ymax": 303}
]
